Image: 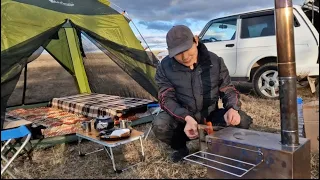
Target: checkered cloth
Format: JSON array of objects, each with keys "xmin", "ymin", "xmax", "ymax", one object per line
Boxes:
[
  {"xmin": 6, "ymin": 107, "xmax": 91, "ymax": 138},
  {"xmin": 50, "ymin": 93, "xmax": 154, "ymax": 118}
]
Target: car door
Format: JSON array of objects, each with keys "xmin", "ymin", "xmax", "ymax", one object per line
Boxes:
[{"xmin": 199, "ymin": 17, "xmax": 238, "ymax": 75}]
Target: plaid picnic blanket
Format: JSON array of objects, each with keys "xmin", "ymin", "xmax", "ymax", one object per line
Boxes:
[
  {"xmin": 6, "ymin": 107, "xmax": 90, "ymax": 138},
  {"xmin": 50, "ymin": 93, "xmax": 154, "ymax": 118}
]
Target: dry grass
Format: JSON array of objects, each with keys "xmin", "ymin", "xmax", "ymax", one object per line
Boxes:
[{"xmin": 4, "ymin": 53, "xmax": 319, "ymax": 179}]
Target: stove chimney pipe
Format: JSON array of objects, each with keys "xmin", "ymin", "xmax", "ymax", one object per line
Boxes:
[{"xmin": 274, "ymin": 0, "xmax": 299, "ymax": 146}]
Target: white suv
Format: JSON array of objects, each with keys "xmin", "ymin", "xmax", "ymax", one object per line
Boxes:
[{"xmin": 199, "ymin": 3, "xmax": 319, "ymax": 99}]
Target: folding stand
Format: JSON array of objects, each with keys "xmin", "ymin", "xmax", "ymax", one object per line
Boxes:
[{"xmin": 76, "ymin": 129, "xmax": 145, "ymax": 173}]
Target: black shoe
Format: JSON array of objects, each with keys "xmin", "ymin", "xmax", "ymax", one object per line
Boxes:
[{"xmin": 170, "ymin": 146, "xmax": 189, "ymax": 163}]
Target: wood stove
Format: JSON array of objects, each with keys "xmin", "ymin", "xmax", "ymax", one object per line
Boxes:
[{"xmin": 184, "ymin": 127, "xmax": 310, "ymax": 178}]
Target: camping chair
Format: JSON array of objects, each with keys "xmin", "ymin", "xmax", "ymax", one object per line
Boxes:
[
  {"xmin": 1, "ymin": 125, "xmax": 32, "ymax": 179},
  {"xmin": 144, "ymin": 104, "xmax": 161, "ymax": 140}
]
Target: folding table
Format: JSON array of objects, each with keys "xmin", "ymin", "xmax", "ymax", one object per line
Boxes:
[{"xmin": 76, "ymin": 127, "xmax": 145, "ymax": 173}]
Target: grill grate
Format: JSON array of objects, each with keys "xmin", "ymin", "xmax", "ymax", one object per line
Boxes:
[{"xmin": 184, "ymin": 150, "xmax": 263, "ymax": 178}]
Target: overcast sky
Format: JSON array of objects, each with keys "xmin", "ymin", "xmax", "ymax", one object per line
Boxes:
[{"xmin": 84, "ymin": 0, "xmax": 306, "ymax": 51}]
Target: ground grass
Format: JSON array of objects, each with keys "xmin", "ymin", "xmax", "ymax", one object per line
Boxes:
[{"xmin": 3, "ymin": 53, "xmax": 319, "ymax": 179}]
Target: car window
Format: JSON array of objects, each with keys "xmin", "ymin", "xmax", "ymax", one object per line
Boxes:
[
  {"xmin": 241, "ymin": 15, "xmax": 275, "ymax": 38},
  {"xmin": 201, "ymin": 19, "xmax": 237, "ymax": 43},
  {"xmin": 241, "ymin": 14, "xmax": 300, "ymax": 39}
]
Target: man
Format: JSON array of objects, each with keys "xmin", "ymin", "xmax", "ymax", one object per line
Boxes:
[{"xmin": 153, "ymin": 25, "xmax": 253, "ymax": 163}]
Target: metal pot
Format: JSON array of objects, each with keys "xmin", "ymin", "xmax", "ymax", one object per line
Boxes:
[
  {"xmin": 81, "ymin": 121, "xmax": 92, "ymax": 132},
  {"xmin": 94, "ymin": 115, "xmax": 114, "ymax": 131},
  {"xmin": 119, "ymin": 120, "xmax": 132, "ymax": 129}
]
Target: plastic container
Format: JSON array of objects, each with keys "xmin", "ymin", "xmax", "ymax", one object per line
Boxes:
[{"xmin": 297, "ymin": 97, "xmax": 305, "ymax": 137}]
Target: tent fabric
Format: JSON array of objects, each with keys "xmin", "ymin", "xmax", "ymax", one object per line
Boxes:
[
  {"xmin": 14, "ymin": 0, "xmax": 114, "ymax": 15},
  {"xmin": 81, "ymin": 32, "xmax": 158, "ymax": 97},
  {"xmin": 1, "ymin": 24, "xmax": 64, "ymax": 81},
  {"xmin": 1, "ymin": 0, "xmax": 159, "ymax": 129},
  {"xmin": 45, "ymin": 28, "xmax": 75, "ymax": 73},
  {"xmin": 1, "ymin": 24, "xmax": 64, "ymax": 130}
]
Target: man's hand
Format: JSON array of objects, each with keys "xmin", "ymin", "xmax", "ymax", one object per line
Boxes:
[
  {"xmin": 184, "ymin": 115, "xmax": 198, "ymax": 139},
  {"xmin": 224, "ymin": 108, "xmax": 240, "ymax": 126}
]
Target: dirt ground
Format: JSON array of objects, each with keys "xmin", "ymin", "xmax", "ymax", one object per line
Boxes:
[{"xmin": 4, "ymin": 53, "xmax": 319, "ymax": 179}]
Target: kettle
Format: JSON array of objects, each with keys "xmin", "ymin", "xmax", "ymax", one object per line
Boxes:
[{"xmin": 94, "ymin": 115, "xmax": 114, "ymax": 131}]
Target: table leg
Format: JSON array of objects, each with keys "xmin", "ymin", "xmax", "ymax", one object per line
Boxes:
[
  {"xmin": 78, "ymin": 137, "xmax": 84, "ymax": 156},
  {"xmin": 1, "ymin": 163, "xmax": 16, "ymax": 179},
  {"xmin": 1, "ymin": 154, "xmax": 20, "ymax": 173},
  {"xmin": 108, "ymin": 147, "xmax": 122, "ymax": 173},
  {"xmin": 144, "ymin": 124, "xmax": 154, "ymax": 140},
  {"xmin": 103, "ymin": 146, "xmax": 111, "ymax": 159},
  {"xmin": 139, "ymin": 137, "xmax": 145, "ymax": 161}
]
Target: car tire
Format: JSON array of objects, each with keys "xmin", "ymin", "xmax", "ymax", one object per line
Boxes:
[{"xmin": 252, "ymin": 63, "xmax": 279, "ymax": 99}]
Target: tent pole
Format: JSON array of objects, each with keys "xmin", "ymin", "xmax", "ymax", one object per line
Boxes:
[
  {"xmin": 22, "ymin": 62, "xmax": 28, "ymax": 105},
  {"xmin": 110, "ymin": 2, "xmax": 153, "ymax": 52},
  {"xmin": 64, "ymin": 27, "xmax": 91, "ymax": 94}
]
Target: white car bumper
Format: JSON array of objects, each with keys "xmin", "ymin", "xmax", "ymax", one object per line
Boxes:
[
  {"xmin": 296, "ymin": 64, "xmax": 319, "ymax": 93},
  {"xmin": 297, "ymin": 64, "xmax": 319, "ymax": 77}
]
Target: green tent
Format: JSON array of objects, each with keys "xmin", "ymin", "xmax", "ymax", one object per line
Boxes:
[{"xmin": 1, "ymin": 0, "xmax": 159, "ymax": 128}]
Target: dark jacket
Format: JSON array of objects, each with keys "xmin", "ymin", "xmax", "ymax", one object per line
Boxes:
[{"xmin": 155, "ymin": 42, "xmax": 241, "ymax": 123}]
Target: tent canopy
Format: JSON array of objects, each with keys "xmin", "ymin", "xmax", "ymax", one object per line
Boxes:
[{"xmin": 1, "ymin": 0, "xmax": 159, "ymax": 127}]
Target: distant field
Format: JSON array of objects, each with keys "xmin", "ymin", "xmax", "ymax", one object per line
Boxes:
[
  {"xmin": 151, "ymin": 50, "xmax": 165, "ymax": 56},
  {"xmin": 7, "ymin": 52, "xmax": 155, "ymax": 106}
]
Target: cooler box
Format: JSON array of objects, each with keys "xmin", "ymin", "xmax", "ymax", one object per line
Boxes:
[{"xmin": 303, "ymin": 101, "xmax": 319, "ymax": 152}]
